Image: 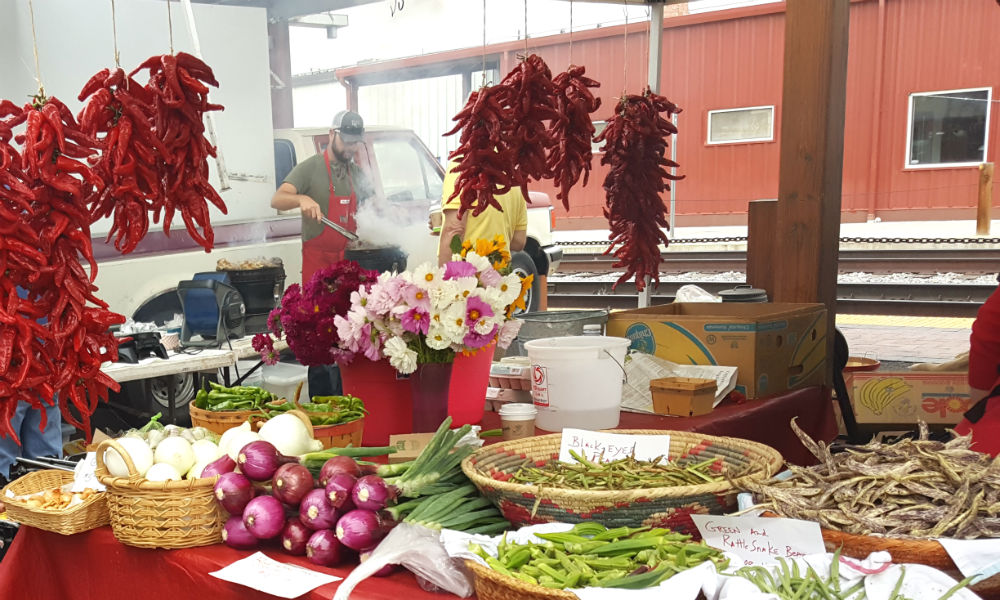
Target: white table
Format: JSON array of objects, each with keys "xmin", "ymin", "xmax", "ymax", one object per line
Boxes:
[{"xmin": 101, "ymin": 348, "xmax": 237, "ymax": 424}]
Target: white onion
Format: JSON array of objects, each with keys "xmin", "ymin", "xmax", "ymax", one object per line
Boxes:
[
  {"xmin": 154, "ymin": 436, "xmax": 196, "ymax": 475},
  {"xmin": 145, "ymin": 463, "xmax": 183, "ymax": 482},
  {"xmin": 225, "ymin": 430, "xmax": 263, "ymax": 461},
  {"xmin": 191, "ymin": 439, "xmax": 223, "ymax": 465},
  {"xmin": 105, "ymin": 437, "xmax": 155, "ymax": 478},
  {"xmin": 258, "ymin": 413, "xmax": 323, "ymax": 457}
]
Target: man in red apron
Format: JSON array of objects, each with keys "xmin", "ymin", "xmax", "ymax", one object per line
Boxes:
[{"xmin": 270, "ymin": 110, "xmax": 375, "ymax": 395}]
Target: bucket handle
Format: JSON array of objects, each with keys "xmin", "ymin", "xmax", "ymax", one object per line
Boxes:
[{"xmin": 603, "ymin": 349, "xmax": 628, "ymax": 385}]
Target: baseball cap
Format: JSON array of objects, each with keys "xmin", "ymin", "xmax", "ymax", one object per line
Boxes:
[{"xmin": 331, "ymin": 110, "xmax": 364, "ymax": 143}]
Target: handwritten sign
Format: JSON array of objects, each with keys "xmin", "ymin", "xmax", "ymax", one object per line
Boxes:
[
  {"xmin": 691, "ymin": 515, "xmax": 825, "ymax": 566},
  {"xmin": 210, "ymin": 552, "xmax": 340, "ymax": 598},
  {"xmin": 558, "ymin": 428, "xmax": 670, "ymax": 464}
]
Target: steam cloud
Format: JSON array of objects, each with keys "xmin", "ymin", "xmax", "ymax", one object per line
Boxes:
[{"xmin": 352, "ymin": 199, "xmax": 438, "ymax": 271}]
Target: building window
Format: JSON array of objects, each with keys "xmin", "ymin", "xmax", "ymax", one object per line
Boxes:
[
  {"xmin": 592, "ymin": 121, "xmax": 608, "ymax": 154},
  {"xmin": 907, "ymin": 88, "xmax": 991, "ymax": 168},
  {"xmin": 707, "ymin": 106, "xmax": 774, "ymax": 144}
]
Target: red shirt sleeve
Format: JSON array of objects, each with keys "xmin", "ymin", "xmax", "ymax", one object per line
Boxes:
[{"xmin": 970, "ymin": 286, "xmax": 1000, "ymax": 389}]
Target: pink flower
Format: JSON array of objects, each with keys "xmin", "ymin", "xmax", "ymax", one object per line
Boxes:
[
  {"xmin": 403, "ymin": 283, "xmax": 431, "ymax": 311},
  {"xmin": 478, "ymin": 267, "xmax": 502, "ymax": 287},
  {"xmin": 465, "ymin": 296, "xmax": 494, "ymax": 326},
  {"xmin": 367, "ymin": 277, "xmax": 408, "ymax": 315},
  {"xmin": 444, "ymin": 261, "xmax": 477, "ymax": 280},
  {"xmin": 401, "ymin": 307, "xmax": 431, "ymax": 335},
  {"xmin": 497, "ymin": 319, "xmax": 522, "ymax": 350},
  {"xmin": 464, "ymin": 323, "xmax": 498, "ymax": 349}
]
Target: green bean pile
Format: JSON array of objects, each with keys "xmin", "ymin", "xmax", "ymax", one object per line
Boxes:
[
  {"xmin": 736, "ymin": 554, "xmax": 973, "ymax": 600},
  {"xmin": 510, "ymin": 449, "xmax": 737, "ymax": 490},
  {"xmin": 471, "ymin": 522, "xmax": 729, "ymax": 590},
  {"xmin": 264, "ymin": 394, "xmax": 367, "ymax": 426}
]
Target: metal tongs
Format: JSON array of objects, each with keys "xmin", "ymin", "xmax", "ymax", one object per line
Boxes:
[
  {"xmin": 15, "ymin": 456, "xmax": 79, "ymax": 472},
  {"xmin": 321, "ymin": 216, "xmax": 360, "ymax": 242}
]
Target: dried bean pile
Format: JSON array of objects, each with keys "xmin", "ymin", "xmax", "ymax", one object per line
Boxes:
[
  {"xmin": 594, "ymin": 88, "xmax": 682, "ymax": 292},
  {"xmin": 743, "ymin": 420, "xmax": 1000, "ymax": 539},
  {"xmin": 0, "ymin": 95, "xmax": 124, "ymax": 441}
]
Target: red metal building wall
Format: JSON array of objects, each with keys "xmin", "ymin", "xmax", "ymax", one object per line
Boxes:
[{"xmin": 337, "ymin": 0, "xmax": 1000, "ymax": 228}]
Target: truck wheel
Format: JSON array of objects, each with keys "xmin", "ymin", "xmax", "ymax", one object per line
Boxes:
[{"xmin": 511, "ymin": 251, "xmax": 542, "ymax": 314}]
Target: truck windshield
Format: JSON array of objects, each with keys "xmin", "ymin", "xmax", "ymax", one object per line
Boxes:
[{"xmin": 371, "ymin": 138, "xmax": 443, "ymax": 205}]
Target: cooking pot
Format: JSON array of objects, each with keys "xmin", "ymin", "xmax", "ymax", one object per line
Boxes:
[{"xmin": 344, "ymin": 247, "xmax": 407, "ymax": 274}]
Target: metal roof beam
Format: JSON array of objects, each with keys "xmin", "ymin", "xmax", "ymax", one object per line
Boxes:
[{"xmin": 266, "ymin": 0, "xmax": 378, "ymax": 21}]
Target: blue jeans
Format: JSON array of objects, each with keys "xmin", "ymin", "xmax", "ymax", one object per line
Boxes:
[{"xmin": 0, "ymin": 401, "xmax": 63, "ymax": 478}]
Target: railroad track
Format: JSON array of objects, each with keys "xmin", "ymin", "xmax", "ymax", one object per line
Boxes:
[
  {"xmin": 557, "ymin": 248, "xmax": 1000, "ymax": 276},
  {"xmin": 545, "ymin": 280, "xmax": 995, "ymax": 317}
]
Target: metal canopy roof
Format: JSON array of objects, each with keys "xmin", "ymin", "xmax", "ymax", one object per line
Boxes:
[{"xmin": 183, "ymin": 0, "xmax": 380, "ymax": 21}]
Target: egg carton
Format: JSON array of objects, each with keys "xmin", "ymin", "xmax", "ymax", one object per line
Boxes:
[{"xmin": 489, "ymin": 363, "xmax": 530, "ymax": 390}]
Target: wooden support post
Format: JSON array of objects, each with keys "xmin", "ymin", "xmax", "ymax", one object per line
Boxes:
[
  {"xmin": 747, "ymin": 200, "xmax": 777, "ymax": 299},
  {"xmin": 978, "ymin": 163, "xmax": 993, "ymax": 236},
  {"xmin": 773, "ymin": 0, "xmax": 850, "ymax": 384},
  {"xmin": 267, "ymin": 21, "xmax": 293, "ymax": 129}
]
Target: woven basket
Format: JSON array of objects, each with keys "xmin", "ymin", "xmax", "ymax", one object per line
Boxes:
[
  {"xmin": 462, "ymin": 430, "xmax": 783, "ymax": 537},
  {"xmin": 465, "ymin": 559, "xmax": 576, "ymax": 600},
  {"xmin": 1, "ymin": 470, "xmax": 109, "ymax": 535},
  {"xmin": 311, "ymin": 417, "xmax": 364, "ymax": 449},
  {"xmin": 95, "ymin": 439, "xmax": 223, "ymax": 549},
  {"xmin": 189, "ymin": 404, "xmax": 264, "ymax": 436},
  {"xmin": 821, "ymin": 528, "xmax": 1000, "ymax": 596}
]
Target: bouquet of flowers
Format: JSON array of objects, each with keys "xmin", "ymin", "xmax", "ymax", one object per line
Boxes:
[
  {"xmin": 334, "ymin": 235, "xmax": 532, "ymax": 375},
  {"xmin": 253, "ymin": 261, "xmax": 379, "ymax": 366}
]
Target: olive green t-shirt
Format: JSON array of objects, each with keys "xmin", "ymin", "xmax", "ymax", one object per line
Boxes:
[{"xmin": 282, "ymin": 153, "xmax": 374, "ymax": 242}]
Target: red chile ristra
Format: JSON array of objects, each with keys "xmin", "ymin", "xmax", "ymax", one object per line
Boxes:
[
  {"xmin": 594, "ymin": 87, "xmax": 683, "ymax": 291},
  {"xmin": 547, "ymin": 65, "xmax": 601, "ymax": 211}
]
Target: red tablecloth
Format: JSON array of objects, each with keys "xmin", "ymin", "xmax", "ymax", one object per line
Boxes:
[
  {"xmin": 482, "ymin": 385, "xmax": 837, "ymax": 466},
  {"xmin": 0, "ymin": 386, "xmax": 835, "ymax": 599},
  {"xmin": 0, "ymin": 525, "xmax": 445, "ymax": 600}
]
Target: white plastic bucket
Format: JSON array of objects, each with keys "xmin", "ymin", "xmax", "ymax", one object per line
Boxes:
[{"xmin": 524, "ymin": 336, "xmax": 630, "ymax": 431}]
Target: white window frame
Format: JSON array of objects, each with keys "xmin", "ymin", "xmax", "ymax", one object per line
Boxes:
[
  {"xmin": 706, "ymin": 105, "xmax": 775, "ymax": 145},
  {"xmin": 904, "ymin": 86, "xmax": 992, "ymax": 170}
]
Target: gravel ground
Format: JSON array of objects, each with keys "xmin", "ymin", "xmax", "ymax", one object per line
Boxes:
[{"xmin": 552, "ymin": 270, "xmax": 997, "ymax": 285}]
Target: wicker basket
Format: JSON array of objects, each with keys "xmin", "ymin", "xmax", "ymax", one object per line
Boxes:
[
  {"xmin": 95, "ymin": 439, "xmax": 223, "ymax": 549},
  {"xmin": 465, "ymin": 559, "xmax": 576, "ymax": 600},
  {"xmin": 311, "ymin": 416, "xmax": 364, "ymax": 449},
  {"xmin": 1, "ymin": 470, "xmax": 109, "ymax": 535},
  {"xmin": 462, "ymin": 430, "xmax": 783, "ymax": 537},
  {"xmin": 188, "ymin": 404, "xmax": 264, "ymax": 436},
  {"xmin": 821, "ymin": 527, "xmax": 1000, "ymax": 596}
]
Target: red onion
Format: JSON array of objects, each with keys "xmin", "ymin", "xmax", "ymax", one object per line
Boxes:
[
  {"xmin": 351, "ymin": 475, "xmax": 394, "ymax": 511},
  {"xmin": 202, "ymin": 453, "xmax": 237, "ymax": 479},
  {"xmin": 280, "ymin": 517, "xmax": 311, "ymax": 556},
  {"xmin": 214, "ymin": 472, "xmax": 255, "ymax": 515},
  {"xmin": 272, "ymin": 463, "xmax": 314, "ymax": 507},
  {"xmin": 223, "ymin": 515, "xmax": 259, "ymax": 550},
  {"xmin": 243, "ymin": 495, "xmax": 286, "ymax": 539},
  {"xmin": 238, "ymin": 440, "xmax": 298, "ymax": 482},
  {"xmin": 306, "ymin": 529, "xmax": 348, "ymax": 567},
  {"xmin": 324, "ymin": 472, "xmax": 357, "ymax": 509},
  {"xmin": 335, "ymin": 509, "xmax": 384, "ymax": 551},
  {"xmin": 360, "ymin": 548, "xmax": 398, "ymax": 577},
  {"xmin": 319, "ymin": 455, "xmax": 361, "ymax": 486},
  {"xmin": 299, "ymin": 488, "xmax": 339, "ymax": 530}
]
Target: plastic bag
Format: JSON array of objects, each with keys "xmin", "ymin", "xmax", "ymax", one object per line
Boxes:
[
  {"xmin": 675, "ymin": 284, "xmax": 721, "ymax": 303},
  {"xmin": 332, "ymin": 523, "xmax": 474, "ymax": 600}
]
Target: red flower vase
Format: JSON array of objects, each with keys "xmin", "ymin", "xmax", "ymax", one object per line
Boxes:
[
  {"xmin": 447, "ymin": 341, "xmax": 496, "ymax": 427},
  {"xmin": 340, "ymin": 358, "xmax": 412, "ymax": 446},
  {"xmin": 410, "ymin": 362, "xmax": 452, "ymax": 433}
]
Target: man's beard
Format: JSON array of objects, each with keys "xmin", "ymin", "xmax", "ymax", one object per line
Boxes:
[{"xmin": 331, "ymin": 145, "xmax": 352, "ymax": 163}]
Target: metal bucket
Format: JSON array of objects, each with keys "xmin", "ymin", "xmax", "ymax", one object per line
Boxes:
[{"xmin": 507, "ymin": 309, "xmax": 610, "ymax": 357}]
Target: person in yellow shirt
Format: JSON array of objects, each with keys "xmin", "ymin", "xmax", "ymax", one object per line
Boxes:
[{"xmin": 437, "ymin": 161, "xmax": 527, "ymax": 264}]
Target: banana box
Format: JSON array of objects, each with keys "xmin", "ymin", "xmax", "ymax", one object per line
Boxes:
[
  {"xmin": 846, "ymin": 371, "xmax": 971, "ymax": 425},
  {"xmin": 606, "ymin": 303, "xmax": 827, "ymax": 399}
]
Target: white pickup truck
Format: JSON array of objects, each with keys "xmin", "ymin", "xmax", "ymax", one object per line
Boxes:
[{"xmin": 273, "ymin": 126, "xmax": 563, "ymax": 312}]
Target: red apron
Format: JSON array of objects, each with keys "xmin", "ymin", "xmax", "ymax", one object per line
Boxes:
[{"xmin": 301, "ymin": 152, "xmax": 357, "ymax": 284}]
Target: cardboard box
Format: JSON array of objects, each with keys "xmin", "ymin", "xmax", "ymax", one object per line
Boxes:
[
  {"xmin": 650, "ymin": 377, "xmax": 716, "ymax": 417},
  {"xmin": 847, "ymin": 371, "xmax": 971, "ymax": 425},
  {"xmin": 388, "ymin": 432, "xmax": 435, "ymax": 464},
  {"xmin": 607, "ymin": 303, "xmax": 828, "ymax": 399}
]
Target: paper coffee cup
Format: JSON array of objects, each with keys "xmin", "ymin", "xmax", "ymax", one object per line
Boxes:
[{"xmin": 499, "ymin": 403, "xmax": 537, "ymax": 441}]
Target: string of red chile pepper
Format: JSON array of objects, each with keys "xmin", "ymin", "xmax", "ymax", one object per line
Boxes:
[
  {"xmin": 1, "ymin": 94, "xmax": 125, "ymax": 441},
  {"xmin": 78, "ymin": 67, "xmax": 167, "ymax": 254},
  {"xmin": 594, "ymin": 87, "xmax": 682, "ymax": 291},
  {"xmin": 130, "ymin": 52, "xmax": 227, "ymax": 252},
  {"xmin": 547, "ymin": 65, "xmax": 601, "ymax": 211},
  {"xmin": 444, "ymin": 54, "xmax": 560, "ymax": 218}
]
